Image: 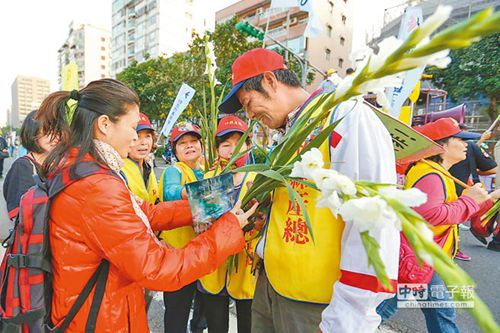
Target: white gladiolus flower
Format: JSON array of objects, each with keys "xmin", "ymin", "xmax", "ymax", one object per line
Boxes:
[
  {"xmin": 311, "ymin": 168, "xmax": 339, "ymax": 192},
  {"xmin": 290, "ymin": 149, "xmax": 324, "ymax": 179},
  {"xmin": 205, "ymin": 41, "xmax": 218, "ymax": 83},
  {"xmin": 419, "ymin": 5, "xmax": 453, "ymax": 39},
  {"xmin": 333, "ymin": 75, "xmax": 354, "ymax": 100},
  {"xmin": 396, "ymin": 50, "xmax": 451, "ymax": 71},
  {"xmin": 289, "ymin": 161, "xmax": 308, "ymax": 179},
  {"xmin": 355, "ymin": 74, "xmax": 403, "ymax": 110},
  {"xmin": 417, "ymin": 249, "xmax": 434, "ymax": 266},
  {"xmin": 427, "ymin": 50, "xmax": 452, "ymax": 68},
  {"xmin": 369, "ymin": 36, "xmax": 403, "ymax": 72},
  {"xmin": 336, "ymin": 175, "xmax": 357, "ymax": 196},
  {"xmin": 339, "ymin": 196, "xmax": 393, "ymax": 232},
  {"xmin": 309, "ymin": 168, "xmax": 356, "ymax": 196},
  {"xmin": 317, "ymin": 191, "xmax": 342, "ymax": 217},
  {"xmin": 301, "ymin": 148, "xmax": 324, "ymax": 169},
  {"xmin": 416, "ymin": 222, "xmax": 435, "ymax": 242},
  {"xmin": 379, "ymin": 187, "xmax": 428, "ymax": 207}
]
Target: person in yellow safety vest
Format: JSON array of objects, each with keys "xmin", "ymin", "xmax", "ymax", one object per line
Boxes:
[
  {"xmin": 199, "ymin": 115, "xmax": 258, "ymax": 333},
  {"xmin": 121, "ymin": 112, "xmax": 159, "ymax": 204},
  {"xmin": 218, "ymin": 48, "xmax": 400, "ymax": 333},
  {"xmin": 158, "ymin": 122, "xmax": 207, "ymax": 333},
  {"xmin": 120, "ymin": 112, "xmax": 159, "ymax": 311},
  {"xmin": 376, "ymin": 118, "xmax": 500, "ymax": 332}
]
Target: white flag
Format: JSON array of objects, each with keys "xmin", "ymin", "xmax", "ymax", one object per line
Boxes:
[
  {"xmin": 270, "ymin": 0, "xmax": 322, "ymax": 37},
  {"xmin": 385, "ymin": 7, "xmax": 426, "ymax": 121},
  {"xmin": 159, "ymin": 83, "xmax": 196, "ymax": 140}
]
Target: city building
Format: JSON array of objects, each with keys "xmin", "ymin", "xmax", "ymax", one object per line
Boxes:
[
  {"xmin": 111, "ymin": 0, "xmax": 215, "ymax": 76},
  {"xmin": 10, "ymin": 76, "xmax": 50, "ymax": 128},
  {"xmin": 376, "ymin": 0, "xmax": 500, "ymax": 42},
  {"xmin": 57, "ymin": 21, "xmax": 111, "ymax": 89},
  {"xmin": 216, "ymin": 0, "xmax": 357, "ymax": 89}
]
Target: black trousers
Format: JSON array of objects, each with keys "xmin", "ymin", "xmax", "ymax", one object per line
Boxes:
[
  {"xmin": 0, "ymin": 158, "xmax": 4, "ymax": 177},
  {"xmin": 163, "ymin": 282, "xmax": 206, "ymax": 333},
  {"xmin": 201, "ymin": 293, "xmax": 252, "ymax": 333}
]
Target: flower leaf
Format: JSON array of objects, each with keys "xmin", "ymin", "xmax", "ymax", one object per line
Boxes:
[{"xmin": 359, "ymin": 231, "xmax": 391, "ymax": 290}]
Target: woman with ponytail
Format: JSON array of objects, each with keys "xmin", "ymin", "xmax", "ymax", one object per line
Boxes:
[{"xmin": 38, "ymin": 79, "xmax": 258, "ymax": 332}]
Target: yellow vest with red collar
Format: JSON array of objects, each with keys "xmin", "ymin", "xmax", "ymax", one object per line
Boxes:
[
  {"xmin": 199, "ymin": 169, "xmax": 259, "ymax": 300},
  {"xmin": 158, "ymin": 162, "xmax": 197, "ymax": 248},
  {"xmin": 264, "ymin": 97, "xmax": 344, "ymax": 304},
  {"xmin": 404, "ymin": 160, "xmax": 459, "ymax": 258},
  {"xmin": 121, "ymin": 158, "xmax": 159, "ymax": 204}
]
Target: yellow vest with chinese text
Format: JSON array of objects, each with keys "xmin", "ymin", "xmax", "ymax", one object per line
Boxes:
[
  {"xmin": 199, "ymin": 169, "xmax": 259, "ymax": 299},
  {"xmin": 404, "ymin": 160, "xmax": 459, "ymax": 258},
  {"xmin": 264, "ymin": 98, "xmax": 344, "ymax": 304},
  {"xmin": 121, "ymin": 158, "xmax": 159, "ymax": 204},
  {"xmin": 158, "ymin": 162, "xmax": 197, "ymax": 248}
]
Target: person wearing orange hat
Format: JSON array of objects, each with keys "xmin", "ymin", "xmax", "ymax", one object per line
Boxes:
[
  {"xmin": 158, "ymin": 122, "xmax": 207, "ymax": 333},
  {"xmin": 219, "ymin": 48, "xmax": 400, "ymax": 333},
  {"xmin": 377, "ymin": 118, "xmax": 500, "ymax": 332},
  {"xmin": 199, "ymin": 115, "xmax": 258, "ymax": 333}
]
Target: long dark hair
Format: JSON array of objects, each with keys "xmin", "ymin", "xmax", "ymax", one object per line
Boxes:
[
  {"xmin": 21, "ymin": 110, "xmax": 44, "ymax": 154},
  {"xmin": 36, "ymin": 79, "xmax": 140, "ymax": 177}
]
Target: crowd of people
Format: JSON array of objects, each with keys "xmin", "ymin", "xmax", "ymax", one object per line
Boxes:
[{"xmin": 0, "ymin": 48, "xmax": 498, "ymax": 333}]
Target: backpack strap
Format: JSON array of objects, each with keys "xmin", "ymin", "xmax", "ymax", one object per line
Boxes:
[
  {"xmin": 53, "ymin": 261, "xmax": 110, "ymax": 333},
  {"xmin": 6, "ymin": 253, "xmax": 51, "ymax": 272},
  {"xmin": 46, "ymin": 161, "xmax": 118, "ymax": 199},
  {"xmin": 1, "ymin": 308, "xmax": 46, "ymax": 333},
  {"xmin": 47, "ymin": 162, "xmax": 116, "ymax": 332}
]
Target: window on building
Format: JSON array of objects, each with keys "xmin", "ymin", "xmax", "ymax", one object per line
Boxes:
[
  {"xmin": 327, "ymin": 25, "xmax": 332, "ymax": 38},
  {"xmin": 101, "ymin": 56, "xmax": 106, "ymax": 60},
  {"xmin": 101, "ymin": 65, "xmax": 106, "ymax": 70},
  {"xmin": 101, "ymin": 46, "xmax": 106, "ymax": 51},
  {"xmin": 147, "ymin": 0, "xmax": 156, "ymax": 11},
  {"xmin": 340, "ymin": 37, "xmax": 345, "ymax": 45},
  {"xmin": 342, "ymin": 15, "xmax": 347, "ymax": 25},
  {"xmin": 328, "ymin": 1, "xmax": 334, "ymax": 14},
  {"xmin": 149, "ymin": 30, "xmax": 157, "ymax": 43},
  {"xmin": 101, "ymin": 74, "xmax": 106, "ymax": 79},
  {"xmin": 338, "ymin": 58, "xmax": 344, "ymax": 67},
  {"xmin": 148, "ymin": 14, "xmax": 157, "ymax": 26},
  {"xmin": 101, "ymin": 37, "xmax": 106, "ymax": 42},
  {"xmin": 325, "ymin": 48, "xmax": 331, "ymax": 61}
]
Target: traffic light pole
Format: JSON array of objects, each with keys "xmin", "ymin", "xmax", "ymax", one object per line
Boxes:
[
  {"xmin": 264, "ymin": 33, "xmax": 325, "ymax": 86},
  {"xmin": 236, "ymin": 21, "xmax": 326, "ymax": 86}
]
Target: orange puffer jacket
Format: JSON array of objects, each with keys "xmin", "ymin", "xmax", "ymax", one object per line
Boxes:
[{"xmin": 49, "ymin": 156, "xmax": 245, "ymax": 332}]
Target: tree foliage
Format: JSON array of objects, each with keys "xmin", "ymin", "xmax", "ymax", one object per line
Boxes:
[
  {"xmin": 117, "ymin": 17, "xmax": 314, "ymax": 124},
  {"xmin": 429, "ymin": 33, "xmax": 499, "ymax": 120}
]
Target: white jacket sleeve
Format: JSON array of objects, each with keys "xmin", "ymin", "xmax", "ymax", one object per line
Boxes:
[{"xmin": 319, "ymin": 100, "xmax": 400, "ymax": 333}]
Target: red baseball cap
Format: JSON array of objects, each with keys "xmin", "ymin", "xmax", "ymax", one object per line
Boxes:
[
  {"xmin": 413, "ymin": 118, "xmax": 481, "ymax": 141},
  {"xmin": 216, "ymin": 115, "xmax": 248, "ymax": 137},
  {"xmin": 218, "ymin": 48, "xmax": 287, "ymax": 114},
  {"xmin": 170, "ymin": 122, "xmax": 201, "ymax": 145},
  {"xmin": 136, "ymin": 113, "xmax": 154, "ymax": 132}
]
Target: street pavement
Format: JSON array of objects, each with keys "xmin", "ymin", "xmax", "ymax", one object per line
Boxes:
[{"xmin": 0, "ymin": 156, "xmax": 497, "ymax": 332}]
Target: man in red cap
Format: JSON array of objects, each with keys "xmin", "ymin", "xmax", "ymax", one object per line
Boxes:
[{"xmin": 219, "ymin": 48, "xmax": 399, "ymax": 333}]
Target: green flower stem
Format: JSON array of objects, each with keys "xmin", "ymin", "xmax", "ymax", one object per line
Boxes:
[{"xmin": 401, "ymin": 215, "xmax": 499, "ymax": 333}]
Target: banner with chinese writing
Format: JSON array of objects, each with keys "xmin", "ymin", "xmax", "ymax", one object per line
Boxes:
[
  {"xmin": 368, "ymin": 102, "xmax": 443, "ymax": 164},
  {"xmin": 159, "ymin": 83, "xmax": 196, "ymax": 139},
  {"xmin": 385, "ymin": 6, "xmax": 425, "ymax": 121}
]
